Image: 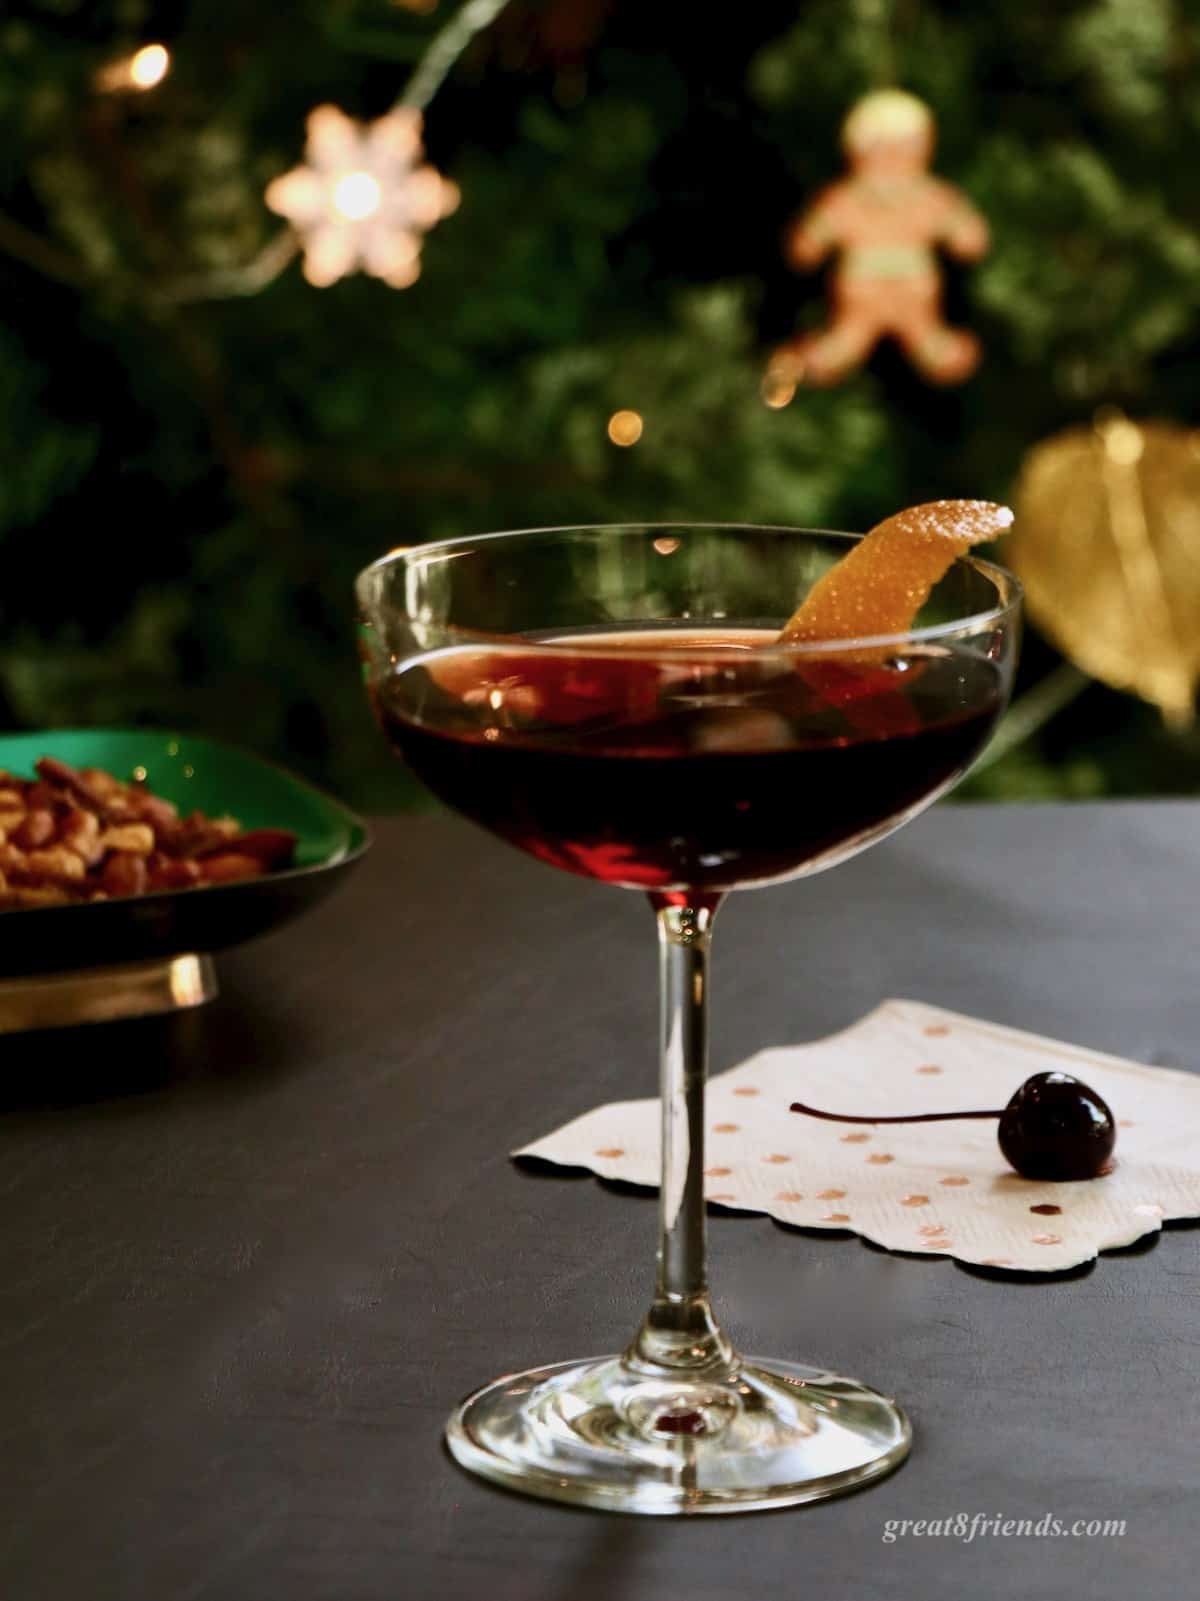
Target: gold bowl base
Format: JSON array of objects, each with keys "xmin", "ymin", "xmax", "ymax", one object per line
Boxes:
[{"xmin": 0, "ymin": 954, "xmax": 217, "ymax": 1034}]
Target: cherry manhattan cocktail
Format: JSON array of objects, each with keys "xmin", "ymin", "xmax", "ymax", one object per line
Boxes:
[
  {"xmin": 357, "ymin": 506, "xmax": 1021, "ymax": 1514},
  {"xmin": 379, "ymin": 630, "xmax": 1003, "ymax": 893}
]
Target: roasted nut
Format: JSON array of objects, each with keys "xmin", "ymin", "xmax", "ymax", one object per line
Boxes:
[
  {"xmin": 0, "ymin": 755, "xmax": 296, "ymax": 913},
  {"xmin": 97, "ymin": 824, "xmax": 155, "ymax": 856},
  {"xmin": 197, "ymin": 853, "xmax": 265, "ymax": 885},
  {"xmin": 166, "ymin": 813, "xmax": 241, "ymax": 857},
  {"xmin": 24, "ymin": 783, "xmax": 64, "ymax": 812},
  {"xmin": 77, "ymin": 770, "xmax": 123, "ymax": 809},
  {"xmin": 36, "ymin": 759, "xmax": 129, "ymax": 820},
  {"xmin": 0, "ymin": 843, "xmax": 26, "ymax": 874},
  {"xmin": 59, "ymin": 808, "xmax": 103, "ymax": 865},
  {"xmin": 13, "ymin": 810, "xmax": 55, "ymax": 850},
  {"xmin": 36, "ymin": 756, "xmax": 90, "ymax": 790},
  {"xmin": 129, "ymin": 790, "xmax": 178, "ymax": 831},
  {"xmin": 100, "ymin": 852, "xmax": 148, "ymax": 898},
  {"xmin": 195, "ymin": 827, "xmax": 297, "ymax": 869},
  {"xmin": 79, "ymin": 765, "xmax": 125, "ymax": 798},
  {"xmin": 24, "ymin": 847, "xmax": 86, "ymax": 882},
  {"xmin": 147, "ymin": 857, "xmax": 201, "ymax": 890},
  {"xmin": 0, "ymin": 885, "xmax": 71, "ymax": 908}
]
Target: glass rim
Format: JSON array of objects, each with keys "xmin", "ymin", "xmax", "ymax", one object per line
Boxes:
[{"xmin": 356, "ymin": 522, "xmax": 1023, "ymax": 657}]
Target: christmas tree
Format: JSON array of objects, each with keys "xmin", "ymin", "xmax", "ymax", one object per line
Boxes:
[{"xmin": 3, "ymin": 0, "xmax": 1200, "ymax": 807}]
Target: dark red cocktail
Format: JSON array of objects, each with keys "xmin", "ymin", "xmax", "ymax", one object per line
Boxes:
[
  {"xmin": 356, "ymin": 522, "xmax": 1021, "ymax": 1515},
  {"xmin": 376, "ymin": 629, "xmax": 1002, "ymax": 891}
]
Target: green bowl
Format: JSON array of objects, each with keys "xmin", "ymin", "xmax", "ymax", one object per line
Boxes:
[{"xmin": 0, "ymin": 729, "xmax": 370, "ymax": 977}]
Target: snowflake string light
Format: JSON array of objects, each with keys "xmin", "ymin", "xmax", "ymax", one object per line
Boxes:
[{"xmin": 265, "ymin": 105, "xmax": 459, "ymax": 289}]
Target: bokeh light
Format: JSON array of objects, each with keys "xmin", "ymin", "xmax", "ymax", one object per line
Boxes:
[{"xmin": 608, "ymin": 409, "xmax": 643, "ymax": 446}]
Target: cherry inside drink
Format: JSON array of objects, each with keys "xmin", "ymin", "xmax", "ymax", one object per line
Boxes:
[{"xmin": 376, "ymin": 628, "xmax": 1003, "ymax": 892}]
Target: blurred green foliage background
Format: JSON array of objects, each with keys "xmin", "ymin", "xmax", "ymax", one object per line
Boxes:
[{"xmin": 3, "ymin": 0, "xmax": 1200, "ymax": 808}]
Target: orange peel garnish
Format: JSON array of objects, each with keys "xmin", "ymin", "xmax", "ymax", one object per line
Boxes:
[{"xmin": 779, "ymin": 500, "xmax": 1014, "ymax": 646}]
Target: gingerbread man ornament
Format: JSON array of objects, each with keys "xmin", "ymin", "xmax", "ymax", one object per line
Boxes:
[{"xmin": 770, "ymin": 90, "xmax": 988, "ymax": 389}]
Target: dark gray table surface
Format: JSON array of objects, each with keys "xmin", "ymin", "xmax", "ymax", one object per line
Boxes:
[{"xmin": 3, "ymin": 802, "xmax": 1200, "ymax": 1601}]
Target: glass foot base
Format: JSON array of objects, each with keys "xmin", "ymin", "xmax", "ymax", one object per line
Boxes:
[{"xmin": 446, "ymin": 1354, "xmax": 911, "ymax": 1515}]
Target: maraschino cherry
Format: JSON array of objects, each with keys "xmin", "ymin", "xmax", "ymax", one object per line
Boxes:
[{"xmin": 790, "ymin": 1071, "xmax": 1116, "ymax": 1181}]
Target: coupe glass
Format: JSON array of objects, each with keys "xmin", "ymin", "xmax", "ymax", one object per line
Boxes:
[{"xmin": 357, "ymin": 524, "xmax": 1020, "ymax": 1514}]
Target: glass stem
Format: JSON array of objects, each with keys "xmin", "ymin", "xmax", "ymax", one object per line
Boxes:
[{"xmin": 625, "ymin": 896, "xmax": 737, "ymax": 1379}]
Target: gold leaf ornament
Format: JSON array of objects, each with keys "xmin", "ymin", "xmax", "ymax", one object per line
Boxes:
[{"xmin": 1010, "ymin": 415, "xmax": 1200, "ymax": 725}]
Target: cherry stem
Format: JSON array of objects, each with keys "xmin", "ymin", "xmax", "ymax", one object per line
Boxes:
[{"xmin": 789, "ymin": 1100, "xmax": 1006, "ymax": 1125}]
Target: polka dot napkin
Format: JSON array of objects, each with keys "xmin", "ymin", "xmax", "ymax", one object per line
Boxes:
[{"xmin": 514, "ymin": 1000, "xmax": 1200, "ymax": 1272}]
